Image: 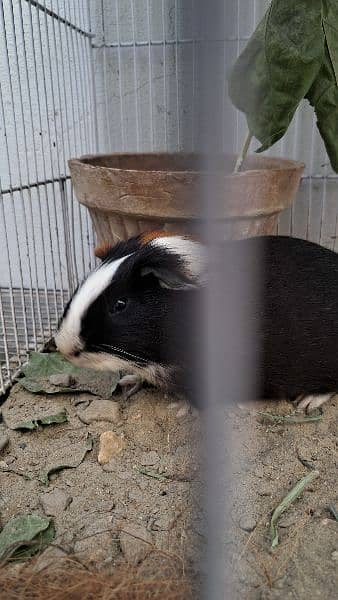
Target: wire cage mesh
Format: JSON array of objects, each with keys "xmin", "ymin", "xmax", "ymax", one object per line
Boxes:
[
  {"xmin": 0, "ymin": 0, "xmax": 97, "ymax": 392},
  {"xmin": 1, "ymin": 0, "xmax": 338, "ymax": 394}
]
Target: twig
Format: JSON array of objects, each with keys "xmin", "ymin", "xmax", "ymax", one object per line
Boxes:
[
  {"xmin": 257, "ymin": 411, "xmax": 323, "ymax": 425},
  {"xmin": 233, "ymin": 130, "xmax": 253, "ymax": 173}
]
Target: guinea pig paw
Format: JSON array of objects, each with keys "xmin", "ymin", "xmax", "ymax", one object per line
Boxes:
[
  {"xmin": 295, "ymin": 393, "xmax": 333, "ymax": 413},
  {"xmin": 118, "ymin": 374, "xmax": 143, "ymax": 399}
]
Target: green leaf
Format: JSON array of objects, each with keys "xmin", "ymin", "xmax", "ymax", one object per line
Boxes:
[
  {"xmin": 0, "ymin": 514, "xmax": 54, "ymax": 563},
  {"xmin": 20, "ymin": 352, "xmax": 120, "ymax": 398},
  {"xmin": 228, "ymin": 0, "xmax": 324, "ymax": 152},
  {"xmin": 306, "ymin": 44, "xmax": 338, "ymax": 157},
  {"xmin": 39, "ymin": 433, "xmax": 94, "ymax": 486},
  {"xmin": 12, "ymin": 410, "xmax": 68, "ymax": 431},
  {"xmin": 21, "ymin": 352, "xmax": 80, "ymax": 379},
  {"xmin": 322, "ymin": 0, "xmax": 338, "ymax": 84}
]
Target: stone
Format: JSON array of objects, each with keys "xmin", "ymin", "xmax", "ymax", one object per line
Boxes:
[
  {"xmin": 140, "ymin": 450, "xmax": 160, "ymax": 466},
  {"xmin": 176, "ymin": 406, "xmax": 190, "ymax": 418},
  {"xmin": 98, "ymin": 431, "xmax": 125, "ymax": 464},
  {"xmin": 331, "ymin": 550, "xmax": 338, "ymax": 561},
  {"xmin": 78, "ymin": 400, "xmax": 120, "ymax": 424},
  {"xmin": 73, "ymin": 394, "xmax": 93, "ymax": 407},
  {"xmin": 74, "ymin": 532, "xmax": 114, "ymax": 562},
  {"xmin": 40, "ymin": 489, "xmax": 72, "ymax": 516},
  {"xmin": 0, "ymin": 434, "xmax": 9, "ymax": 452},
  {"xmin": 94, "ymin": 500, "xmax": 115, "ymax": 512},
  {"xmin": 152, "ymin": 510, "xmax": 177, "ymax": 531},
  {"xmin": 33, "ymin": 547, "xmax": 68, "ymax": 572},
  {"xmin": 49, "ymin": 373, "xmax": 75, "ymax": 387},
  {"xmin": 119, "ymin": 524, "xmax": 153, "ymax": 565},
  {"xmin": 239, "ymin": 516, "xmax": 257, "ymax": 532}
]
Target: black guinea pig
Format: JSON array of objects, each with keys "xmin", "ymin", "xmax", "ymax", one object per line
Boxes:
[
  {"xmin": 55, "ymin": 232, "xmax": 337, "ymax": 412},
  {"xmin": 55, "ymin": 231, "xmax": 204, "ymax": 399}
]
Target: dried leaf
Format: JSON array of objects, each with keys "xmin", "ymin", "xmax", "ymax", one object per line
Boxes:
[
  {"xmin": 20, "ymin": 352, "xmax": 119, "ymax": 398},
  {"xmin": 39, "ymin": 434, "xmax": 94, "ymax": 486},
  {"xmin": 257, "ymin": 411, "xmax": 323, "ymax": 425},
  {"xmin": 12, "ymin": 410, "xmax": 68, "ymax": 431},
  {"xmin": 270, "ymin": 470, "xmax": 319, "ymax": 548},
  {"xmin": 0, "ymin": 514, "xmax": 54, "ymax": 564}
]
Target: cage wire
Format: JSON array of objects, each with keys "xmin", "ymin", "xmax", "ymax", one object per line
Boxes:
[{"xmin": 1, "ymin": 0, "xmax": 338, "ymax": 397}]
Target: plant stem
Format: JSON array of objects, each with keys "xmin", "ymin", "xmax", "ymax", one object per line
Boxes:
[{"xmin": 233, "ymin": 131, "xmax": 253, "ymax": 173}]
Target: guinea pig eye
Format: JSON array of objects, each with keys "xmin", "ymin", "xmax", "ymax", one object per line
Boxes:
[{"xmin": 111, "ymin": 298, "xmax": 128, "ymax": 313}]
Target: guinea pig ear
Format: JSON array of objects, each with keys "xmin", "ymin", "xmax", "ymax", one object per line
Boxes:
[
  {"xmin": 139, "ymin": 238, "xmax": 206, "ymax": 290},
  {"xmin": 140, "ymin": 265, "xmax": 198, "ymax": 290}
]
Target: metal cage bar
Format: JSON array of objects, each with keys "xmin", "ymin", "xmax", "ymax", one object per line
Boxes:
[
  {"xmin": 0, "ymin": 0, "xmax": 96, "ymax": 394},
  {"xmin": 1, "ymin": 1, "xmax": 337, "ymax": 393}
]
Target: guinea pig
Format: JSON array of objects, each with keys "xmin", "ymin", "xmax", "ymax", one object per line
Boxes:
[
  {"xmin": 55, "ymin": 231, "xmax": 205, "ymax": 399},
  {"xmin": 55, "ymin": 232, "xmax": 337, "ymax": 412}
]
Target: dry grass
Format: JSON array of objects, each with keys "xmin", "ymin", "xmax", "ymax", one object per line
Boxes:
[{"xmin": 0, "ymin": 555, "xmax": 193, "ymax": 600}]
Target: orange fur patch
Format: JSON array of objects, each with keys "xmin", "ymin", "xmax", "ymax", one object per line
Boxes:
[
  {"xmin": 94, "ymin": 242, "xmax": 115, "ymax": 259},
  {"xmin": 140, "ymin": 230, "xmax": 184, "ymax": 246}
]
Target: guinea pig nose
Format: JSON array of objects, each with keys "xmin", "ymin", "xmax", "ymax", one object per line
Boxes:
[{"xmin": 71, "ymin": 350, "xmax": 81, "ymax": 357}]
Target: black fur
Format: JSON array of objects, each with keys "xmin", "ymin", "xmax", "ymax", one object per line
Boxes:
[
  {"xmin": 63, "ymin": 234, "xmax": 338, "ymax": 405},
  {"xmin": 256, "ymin": 235, "xmax": 338, "ymax": 399},
  {"xmin": 214, "ymin": 235, "xmax": 338, "ymax": 403},
  {"xmin": 78, "ymin": 236, "xmax": 198, "ymax": 395}
]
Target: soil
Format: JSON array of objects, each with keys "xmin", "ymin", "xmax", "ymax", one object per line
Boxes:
[{"xmin": 0, "ymin": 380, "xmax": 337, "ymax": 599}]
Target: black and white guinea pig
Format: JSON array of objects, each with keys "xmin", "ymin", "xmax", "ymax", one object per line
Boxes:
[
  {"xmin": 55, "ymin": 231, "xmax": 204, "ymax": 399},
  {"xmin": 55, "ymin": 232, "xmax": 338, "ymax": 412}
]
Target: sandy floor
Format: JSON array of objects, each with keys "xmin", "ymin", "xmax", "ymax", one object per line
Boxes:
[{"xmin": 0, "ymin": 382, "xmax": 337, "ymax": 598}]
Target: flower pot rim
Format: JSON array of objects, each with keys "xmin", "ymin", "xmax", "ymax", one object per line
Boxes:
[{"xmin": 68, "ymin": 152, "xmax": 305, "ymax": 178}]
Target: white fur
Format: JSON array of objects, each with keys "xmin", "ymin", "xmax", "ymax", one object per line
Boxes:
[
  {"xmin": 55, "ymin": 254, "xmax": 132, "ymax": 356},
  {"xmin": 151, "ymin": 236, "xmax": 206, "ymax": 283},
  {"xmin": 62, "ymin": 350, "xmax": 170, "ymax": 387}
]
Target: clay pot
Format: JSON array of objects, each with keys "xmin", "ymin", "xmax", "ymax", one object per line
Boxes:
[{"xmin": 68, "ymin": 153, "xmax": 304, "ymax": 245}]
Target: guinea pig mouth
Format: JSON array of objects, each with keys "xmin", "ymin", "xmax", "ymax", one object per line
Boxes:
[
  {"xmin": 67, "ymin": 350, "xmax": 136, "ymax": 373},
  {"xmin": 89, "ymin": 343, "xmax": 149, "ymax": 366}
]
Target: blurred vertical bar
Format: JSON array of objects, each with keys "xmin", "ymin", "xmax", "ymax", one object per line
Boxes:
[{"xmin": 195, "ymin": 1, "xmax": 258, "ymax": 598}]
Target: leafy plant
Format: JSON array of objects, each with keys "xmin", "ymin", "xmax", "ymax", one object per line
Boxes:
[{"xmin": 229, "ymin": 0, "xmax": 338, "ymax": 171}]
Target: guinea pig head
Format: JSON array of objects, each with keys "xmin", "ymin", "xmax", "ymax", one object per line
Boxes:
[{"xmin": 55, "ymin": 232, "xmax": 205, "ymax": 388}]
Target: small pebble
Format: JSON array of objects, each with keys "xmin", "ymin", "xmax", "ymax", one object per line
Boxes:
[
  {"xmin": 0, "ymin": 434, "xmax": 9, "ymax": 452},
  {"xmin": 168, "ymin": 402, "xmax": 180, "ymax": 410},
  {"xmin": 152, "ymin": 510, "xmax": 177, "ymax": 531},
  {"xmin": 98, "ymin": 431, "xmax": 125, "ymax": 464},
  {"xmin": 49, "ymin": 373, "xmax": 75, "ymax": 387},
  {"xmin": 40, "ymin": 489, "xmax": 73, "ymax": 516},
  {"xmin": 94, "ymin": 500, "xmax": 115, "ymax": 512},
  {"xmin": 119, "ymin": 524, "xmax": 153, "ymax": 565},
  {"xmin": 18, "ymin": 442, "xmax": 27, "ymax": 450},
  {"xmin": 331, "ymin": 550, "xmax": 338, "ymax": 561},
  {"xmin": 78, "ymin": 400, "xmax": 120, "ymax": 424},
  {"xmin": 258, "ymin": 486, "xmax": 272, "ymax": 497},
  {"xmin": 239, "ymin": 516, "xmax": 257, "ymax": 533},
  {"xmin": 176, "ymin": 406, "xmax": 190, "ymax": 419}
]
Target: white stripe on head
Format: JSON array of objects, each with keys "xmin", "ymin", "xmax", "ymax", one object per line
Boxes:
[
  {"xmin": 150, "ymin": 236, "xmax": 206, "ymax": 283},
  {"xmin": 55, "ymin": 253, "xmax": 132, "ymax": 356}
]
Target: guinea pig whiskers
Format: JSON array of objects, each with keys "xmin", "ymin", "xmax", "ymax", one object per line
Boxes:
[{"xmin": 91, "ymin": 343, "xmax": 148, "ymax": 365}]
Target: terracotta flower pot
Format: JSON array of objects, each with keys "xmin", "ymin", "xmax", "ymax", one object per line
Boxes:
[{"xmin": 68, "ymin": 153, "xmax": 304, "ymax": 245}]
